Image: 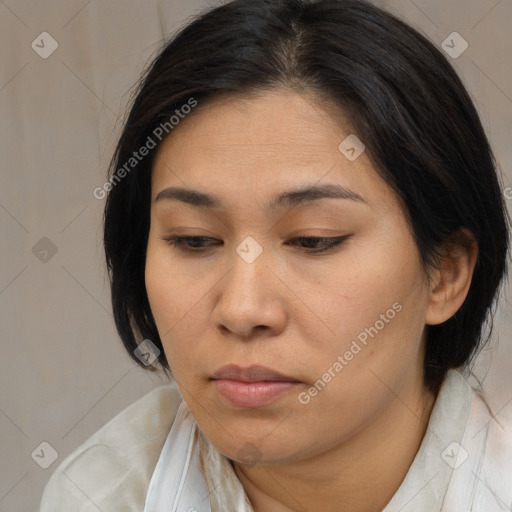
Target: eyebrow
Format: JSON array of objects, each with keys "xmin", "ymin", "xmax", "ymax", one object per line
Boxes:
[{"xmin": 154, "ymin": 183, "xmax": 366, "ymax": 211}]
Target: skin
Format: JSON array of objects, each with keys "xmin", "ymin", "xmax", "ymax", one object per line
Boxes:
[{"xmin": 145, "ymin": 88, "xmax": 478, "ymax": 512}]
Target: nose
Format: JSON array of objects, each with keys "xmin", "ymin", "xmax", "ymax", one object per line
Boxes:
[{"xmin": 211, "ymin": 241, "xmax": 288, "ymax": 340}]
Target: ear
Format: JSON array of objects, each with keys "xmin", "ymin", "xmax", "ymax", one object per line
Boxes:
[{"xmin": 425, "ymin": 228, "xmax": 478, "ymax": 326}]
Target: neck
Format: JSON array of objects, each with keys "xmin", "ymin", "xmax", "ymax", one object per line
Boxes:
[{"xmin": 233, "ymin": 375, "xmax": 437, "ymax": 512}]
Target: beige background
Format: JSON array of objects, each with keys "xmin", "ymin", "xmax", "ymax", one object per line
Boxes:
[{"xmin": 0, "ymin": 0, "xmax": 510, "ymax": 510}]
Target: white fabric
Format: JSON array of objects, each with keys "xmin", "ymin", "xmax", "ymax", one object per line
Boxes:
[
  {"xmin": 142, "ymin": 400, "xmax": 211, "ymax": 512},
  {"xmin": 39, "ymin": 369, "xmax": 512, "ymax": 511}
]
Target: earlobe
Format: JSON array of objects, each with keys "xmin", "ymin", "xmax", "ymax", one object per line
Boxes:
[{"xmin": 425, "ymin": 229, "xmax": 478, "ymax": 326}]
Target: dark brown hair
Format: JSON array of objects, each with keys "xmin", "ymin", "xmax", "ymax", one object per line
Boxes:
[{"xmin": 103, "ymin": 0, "xmax": 510, "ymax": 395}]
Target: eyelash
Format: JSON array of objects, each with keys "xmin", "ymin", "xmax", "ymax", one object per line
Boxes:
[{"xmin": 160, "ymin": 235, "xmax": 351, "ymax": 254}]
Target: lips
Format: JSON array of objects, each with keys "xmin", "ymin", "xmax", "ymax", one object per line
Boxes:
[
  {"xmin": 211, "ymin": 364, "xmax": 300, "ymax": 383},
  {"xmin": 210, "ymin": 364, "xmax": 302, "ymax": 408}
]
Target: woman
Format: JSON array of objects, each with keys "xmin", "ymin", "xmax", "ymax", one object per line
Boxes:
[{"xmin": 40, "ymin": 0, "xmax": 511, "ymax": 510}]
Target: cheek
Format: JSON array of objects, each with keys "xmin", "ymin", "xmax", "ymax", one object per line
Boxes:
[
  {"xmin": 145, "ymin": 236, "xmax": 197, "ymax": 319},
  {"xmin": 297, "ymin": 287, "xmax": 427, "ymax": 442},
  {"xmin": 322, "ymin": 239, "xmax": 422, "ymax": 329},
  {"xmin": 303, "ymin": 235, "xmax": 428, "ymax": 378},
  {"xmin": 144, "ymin": 240, "xmax": 214, "ymax": 369},
  {"xmin": 145, "ymin": 242, "xmax": 186, "ymax": 347},
  {"xmin": 145, "ymin": 243, "xmax": 174, "ymax": 325}
]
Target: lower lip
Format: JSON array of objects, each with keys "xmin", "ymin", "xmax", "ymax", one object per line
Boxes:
[{"xmin": 212, "ymin": 379, "xmax": 300, "ymax": 408}]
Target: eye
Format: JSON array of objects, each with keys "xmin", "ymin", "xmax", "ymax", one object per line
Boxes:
[
  {"xmin": 285, "ymin": 235, "xmax": 352, "ymax": 253},
  {"xmin": 160, "ymin": 235, "xmax": 351, "ymax": 254},
  {"xmin": 161, "ymin": 235, "xmax": 221, "ymax": 252}
]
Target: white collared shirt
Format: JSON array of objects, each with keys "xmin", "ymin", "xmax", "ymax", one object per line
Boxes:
[{"xmin": 39, "ymin": 369, "xmax": 512, "ymax": 511}]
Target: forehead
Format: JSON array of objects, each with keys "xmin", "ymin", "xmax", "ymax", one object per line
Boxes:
[
  {"xmin": 150, "ymin": 89, "xmax": 391, "ymax": 212},
  {"xmin": 156, "ymin": 89, "xmax": 348, "ymax": 155}
]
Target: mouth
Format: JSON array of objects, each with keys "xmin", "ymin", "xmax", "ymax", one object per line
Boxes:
[
  {"xmin": 210, "ymin": 364, "xmax": 302, "ymax": 408},
  {"xmin": 211, "ymin": 364, "xmax": 300, "ymax": 382}
]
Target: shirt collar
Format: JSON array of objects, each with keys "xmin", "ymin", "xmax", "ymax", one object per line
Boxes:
[
  {"xmin": 143, "ymin": 400, "xmax": 212, "ymax": 512},
  {"xmin": 382, "ymin": 369, "xmax": 473, "ymax": 511}
]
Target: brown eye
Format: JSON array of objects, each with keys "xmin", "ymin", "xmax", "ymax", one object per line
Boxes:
[
  {"xmin": 161, "ymin": 236, "xmax": 221, "ymax": 251},
  {"xmin": 285, "ymin": 236, "xmax": 352, "ymax": 253}
]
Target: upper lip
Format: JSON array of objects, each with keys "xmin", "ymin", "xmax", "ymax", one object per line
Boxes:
[{"xmin": 211, "ymin": 364, "xmax": 300, "ymax": 383}]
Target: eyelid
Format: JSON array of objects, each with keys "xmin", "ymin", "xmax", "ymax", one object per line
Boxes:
[{"xmin": 160, "ymin": 234, "xmax": 352, "ymax": 254}]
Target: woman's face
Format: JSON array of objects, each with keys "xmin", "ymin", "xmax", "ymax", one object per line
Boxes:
[{"xmin": 145, "ymin": 89, "xmax": 433, "ymax": 464}]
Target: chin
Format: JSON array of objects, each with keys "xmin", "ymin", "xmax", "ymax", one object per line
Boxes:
[{"xmin": 202, "ymin": 426, "xmax": 307, "ymax": 467}]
